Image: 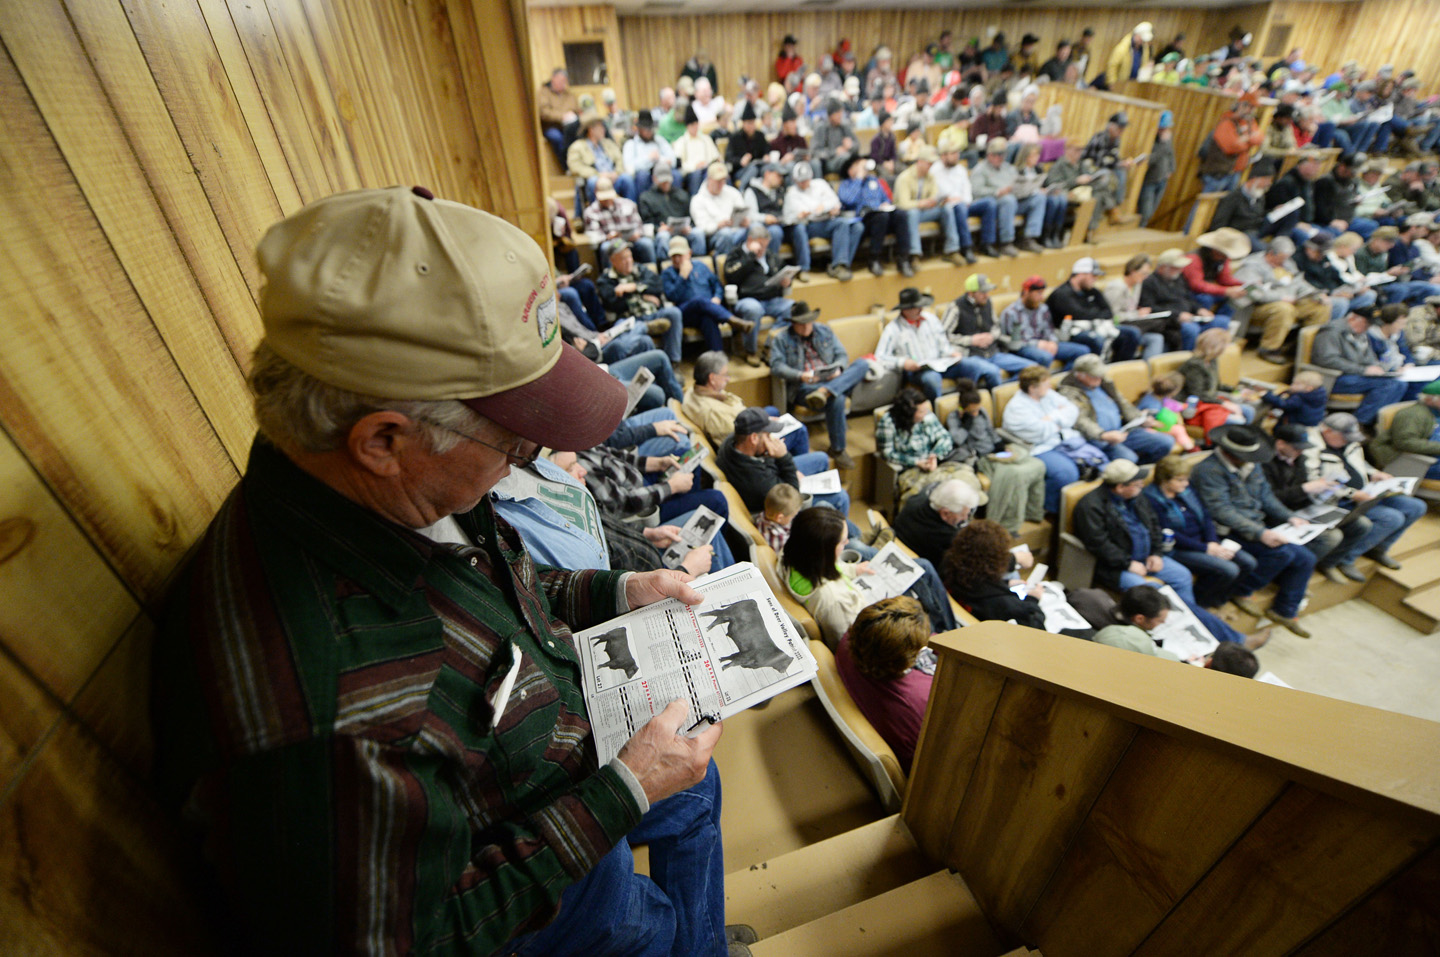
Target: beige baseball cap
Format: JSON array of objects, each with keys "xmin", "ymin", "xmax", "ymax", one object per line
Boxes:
[
  {"xmin": 1156, "ymin": 248, "xmax": 1190, "ymax": 268},
  {"xmin": 257, "ymin": 186, "xmax": 625, "ymax": 450}
]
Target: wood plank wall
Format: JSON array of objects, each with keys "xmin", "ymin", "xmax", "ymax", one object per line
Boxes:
[
  {"xmin": 0, "ymin": 0, "xmax": 546, "ymax": 950},
  {"xmin": 526, "ymin": 2, "xmax": 629, "ymax": 109},
  {"xmin": 905, "ymin": 622, "xmax": 1440, "ymax": 957},
  {"xmin": 1032, "ymin": 84, "xmax": 1166, "ymax": 217},
  {"xmin": 1263, "ymin": 0, "xmax": 1440, "ymax": 92}
]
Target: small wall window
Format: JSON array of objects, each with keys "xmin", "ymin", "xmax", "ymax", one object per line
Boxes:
[{"xmin": 563, "ymin": 42, "xmax": 608, "ymax": 85}]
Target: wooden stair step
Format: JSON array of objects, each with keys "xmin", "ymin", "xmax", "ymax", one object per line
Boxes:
[
  {"xmin": 1370, "ymin": 560, "xmax": 1440, "ymax": 595},
  {"xmin": 1390, "ymin": 513, "xmax": 1440, "ymax": 560},
  {"xmin": 725, "ymin": 813, "xmax": 935, "ymax": 939},
  {"xmin": 749, "ymin": 869, "xmax": 1002, "ymax": 957},
  {"xmin": 1402, "ymin": 587, "xmax": 1440, "ymax": 633}
]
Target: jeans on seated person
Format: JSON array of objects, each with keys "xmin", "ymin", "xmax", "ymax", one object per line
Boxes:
[
  {"xmin": 506, "ymin": 760, "xmax": 725, "ymax": 957},
  {"xmin": 560, "ymin": 280, "xmax": 607, "ymax": 331},
  {"xmin": 585, "ymin": 174, "xmax": 638, "ymax": 205},
  {"xmin": 794, "ymin": 360, "xmax": 871, "ymax": 453},
  {"xmin": 910, "ymin": 556, "xmax": 958, "ymax": 633},
  {"xmin": 961, "ymin": 352, "xmax": 1038, "ymax": 387},
  {"xmin": 794, "ymin": 450, "xmax": 850, "ymax": 517},
  {"xmin": 707, "ymin": 227, "xmax": 749, "ymax": 256},
  {"xmin": 676, "ymin": 300, "xmax": 730, "ymax": 356},
  {"xmin": 905, "ymin": 205, "xmax": 959, "ymax": 255},
  {"xmin": 758, "ymin": 404, "xmax": 810, "ymax": 455},
  {"xmin": 606, "ymin": 349, "xmax": 685, "ymax": 412},
  {"xmin": 1235, "ymin": 539, "xmax": 1316, "ymax": 619},
  {"xmin": 1333, "ymin": 373, "xmax": 1408, "ymax": 425},
  {"xmin": 1036, "ymin": 448, "xmax": 1080, "ymax": 514},
  {"xmin": 909, "ymin": 357, "xmax": 1002, "ymax": 395},
  {"xmin": 963, "ymin": 197, "xmax": 1000, "ymax": 245},
  {"xmin": 858, "ymin": 208, "xmax": 909, "ymax": 259},
  {"xmin": 1200, "ymin": 173, "xmax": 1240, "ymax": 194},
  {"xmin": 1103, "ymin": 429, "xmax": 1175, "ymax": 464},
  {"xmin": 1014, "ymin": 341, "xmax": 1092, "ymax": 370},
  {"xmin": 792, "ymin": 216, "xmax": 862, "ymax": 269},
  {"xmin": 637, "ymin": 304, "xmax": 684, "ymax": 362},
  {"xmin": 625, "ymin": 408, "xmax": 693, "ymax": 459},
  {"xmin": 1179, "ymin": 314, "xmax": 1230, "ymax": 351},
  {"xmin": 1016, "ymin": 192, "xmax": 1046, "ymax": 238},
  {"xmin": 734, "ymin": 297, "xmax": 793, "ymax": 354},
  {"xmin": 1042, "ymin": 193, "xmax": 1069, "ymax": 232},
  {"xmin": 991, "ymin": 193, "xmax": 1021, "ymax": 243},
  {"xmin": 658, "ymin": 487, "xmax": 729, "ymax": 528},
  {"xmin": 1171, "ymin": 545, "xmax": 1259, "ymax": 609},
  {"xmin": 601, "ymin": 329, "xmax": 661, "ymax": 364},
  {"xmin": 1328, "ymin": 495, "xmax": 1427, "ymax": 566},
  {"xmin": 1381, "ymin": 279, "xmax": 1440, "ymax": 305}
]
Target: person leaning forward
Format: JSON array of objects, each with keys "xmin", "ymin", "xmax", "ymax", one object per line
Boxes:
[{"xmin": 151, "ymin": 187, "xmax": 744, "ymax": 957}]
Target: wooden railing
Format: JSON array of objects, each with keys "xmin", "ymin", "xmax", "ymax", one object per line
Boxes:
[
  {"xmin": 1034, "ymin": 84, "xmax": 1166, "ymax": 219},
  {"xmin": 903, "ymin": 621, "xmax": 1440, "ymax": 957}
]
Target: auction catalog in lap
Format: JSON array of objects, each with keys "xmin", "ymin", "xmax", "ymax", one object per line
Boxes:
[{"xmin": 574, "ymin": 563, "xmax": 817, "ymax": 763}]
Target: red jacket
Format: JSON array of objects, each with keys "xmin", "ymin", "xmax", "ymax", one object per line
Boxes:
[
  {"xmin": 1212, "ymin": 112, "xmax": 1264, "ymax": 174},
  {"xmin": 776, "ymin": 54, "xmax": 804, "ymax": 83},
  {"xmin": 1182, "ymin": 252, "xmax": 1242, "ymax": 296}
]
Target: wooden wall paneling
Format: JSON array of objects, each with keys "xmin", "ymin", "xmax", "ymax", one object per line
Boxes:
[
  {"xmin": 0, "ymin": 4, "xmax": 258, "ymax": 465},
  {"xmin": 200, "ymin": 0, "xmax": 326, "ymax": 210},
  {"xmin": 0, "ymin": 46, "xmax": 243, "ymax": 602},
  {"xmin": 70, "ymin": 615, "xmax": 157, "ymax": 779},
  {"xmin": 117, "ymin": 0, "xmax": 290, "ymax": 289},
  {"xmin": 448, "ymin": 0, "xmax": 551, "ymax": 243},
  {"xmin": 901, "ymin": 661, "xmax": 1005, "ymax": 855},
  {"xmin": 45, "ymin": 0, "xmax": 268, "ymax": 366},
  {"xmin": 253, "ymin": 0, "xmax": 366, "ymax": 195},
  {"xmin": 0, "ymin": 431, "xmax": 141, "ymax": 709},
  {"xmin": 0, "ymin": 718, "xmax": 221, "ymax": 956},
  {"xmin": 1295, "ymin": 844, "xmax": 1440, "ymax": 957},
  {"xmin": 1020, "ymin": 728, "xmax": 1289, "ymax": 957},
  {"xmin": 1134, "ymin": 783, "xmax": 1438, "ymax": 957},
  {"xmin": 945, "ymin": 677, "xmax": 1138, "ymax": 930},
  {"xmin": 528, "ymin": 4, "xmax": 627, "ymax": 108},
  {"xmin": 0, "ymin": 649, "xmax": 62, "ymax": 796},
  {"xmin": 1266, "ymin": 1, "xmax": 1440, "ymax": 92},
  {"xmin": 1033, "ymin": 84, "xmax": 1164, "ymax": 217}
]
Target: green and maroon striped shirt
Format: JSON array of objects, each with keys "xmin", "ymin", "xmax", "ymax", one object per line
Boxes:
[{"xmin": 154, "ymin": 440, "xmax": 640, "ymax": 955}]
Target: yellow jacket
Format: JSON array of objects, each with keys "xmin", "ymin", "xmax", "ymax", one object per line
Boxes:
[
  {"xmin": 567, "ymin": 136, "xmax": 626, "ymax": 182},
  {"xmin": 893, "ymin": 164, "xmax": 938, "ymax": 209},
  {"xmin": 1105, "ymin": 38, "xmax": 1153, "ymax": 87}
]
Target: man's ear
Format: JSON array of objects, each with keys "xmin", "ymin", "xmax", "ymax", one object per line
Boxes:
[{"xmin": 347, "ymin": 411, "xmax": 417, "ymax": 477}]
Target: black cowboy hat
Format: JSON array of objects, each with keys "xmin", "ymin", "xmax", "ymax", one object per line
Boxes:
[
  {"xmin": 893, "ymin": 287, "xmax": 935, "ymax": 311},
  {"xmin": 1209, "ymin": 424, "xmax": 1275, "ymax": 463}
]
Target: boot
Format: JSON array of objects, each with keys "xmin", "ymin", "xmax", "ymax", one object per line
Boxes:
[
  {"xmin": 1017, "ymin": 236, "xmax": 1044, "ymax": 254},
  {"xmin": 898, "ymin": 257, "xmax": 916, "ymax": 277},
  {"xmin": 869, "ymin": 258, "xmax": 885, "ymax": 276},
  {"xmin": 979, "ymin": 243, "xmax": 1000, "ymax": 258},
  {"xmin": 999, "ymin": 242, "xmax": 1020, "ymax": 257},
  {"xmin": 961, "ymin": 246, "xmax": 978, "ymax": 264}
]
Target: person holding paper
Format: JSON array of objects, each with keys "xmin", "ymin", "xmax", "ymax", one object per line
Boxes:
[
  {"xmin": 597, "ymin": 241, "xmax": 686, "ymax": 362},
  {"xmin": 1144, "ymin": 455, "xmax": 1260, "ymax": 609},
  {"xmin": 1001, "ymin": 276, "xmax": 1093, "ymax": 370},
  {"xmin": 1058, "ymin": 354, "xmax": 1175, "ymax": 464},
  {"xmin": 661, "ymin": 237, "xmax": 756, "ymax": 363},
  {"xmin": 1263, "ymin": 424, "xmax": 1367, "ymax": 580},
  {"xmin": 1263, "ymin": 151, "xmax": 1326, "ymax": 241},
  {"xmin": 837, "ymin": 153, "xmax": 912, "ymax": 276},
  {"xmin": 877, "ymin": 287, "xmax": 999, "ymax": 395},
  {"xmin": 780, "ymin": 508, "xmax": 954, "ymax": 647},
  {"xmin": 1357, "ymin": 227, "xmax": 1440, "ymax": 306},
  {"xmin": 783, "ymin": 161, "xmax": 865, "ymax": 281},
  {"xmin": 1093, "ymin": 587, "xmax": 1182, "ymax": 661},
  {"xmin": 1372, "ymin": 379, "xmax": 1440, "ymax": 478},
  {"xmin": 1211, "ymin": 157, "xmax": 1276, "ymax": 243},
  {"xmin": 940, "ymin": 273, "xmax": 1040, "ymax": 379},
  {"xmin": 723, "ymin": 224, "xmax": 798, "ymax": 363},
  {"xmin": 1190, "ymin": 425, "xmax": 1319, "ymax": 638},
  {"xmin": 1103, "ymin": 254, "xmax": 1174, "ymax": 357},
  {"xmin": 939, "ymin": 519, "xmax": 1046, "ymax": 630},
  {"xmin": 153, "ymin": 189, "xmax": 738, "ymax": 957},
  {"xmin": 1235, "ymin": 236, "xmax": 1334, "ymax": 364},
  {"xmin": 768, "ymin": 304, "xmax": 871, "ymax": 470},
  {"xmin": 1311, "ymin": 305, "xmax": 1409, "ymax": 425},
  {"xmin": 1313, "ymin": 412, "xmax": 1426, "ymax": 575},
  {"xmin": 716, "ymin": 407, "xmax": 849, "ymax": 517},
  {"xmin": 875, "ymin": 387, "xmax": 986, "ymax": 509},
  {"xmin": 1045, "ymin": 260, "xmax": 1150, "ymax": 362},
  {"xmin": 1182, "ymin": 229, "xmax": 1249, "ymax": 320},
  {"xmin": 1140, "ymin": 248, "xmax": 1228, "ymax": 351}
]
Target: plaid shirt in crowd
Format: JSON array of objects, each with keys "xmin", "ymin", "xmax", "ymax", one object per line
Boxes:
[
  {"xmin": 583, "ymin": 197, "xmax": 644, "ymax": 240},
  {"xmin": 874, "ymin": 411, "xmax": 954, "ymax": 468},
  {"xmin": 576, "ymin": 444, "xmax": 673, "ymax": 518}
]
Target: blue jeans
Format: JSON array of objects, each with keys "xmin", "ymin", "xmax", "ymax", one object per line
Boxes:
[
  {"xmin": 1015, "ymin": 341, "xmax": 1092, "ymax": 370},
  {"xmin": 543, "ymin": 126, "xmax": 567, "ymax": 164},
  {"xmin": 906, "ymin": 205, "xmax": 959, "ymax": 255},
  {"xmin": 1036, "ymin": 449, "xmax": 1080, "ymax": 514},
  {"xmin": 857, "ymin": 208, "xmax": 909, "ymax": 259},
  {"xmin": 507, "ymin": 761, "xmax": 725, "ymax": 957},
  {"xmin": 964, "ymin": 198, "xmax": 1000, "ymax": 245},
  {"xmin": 1042, "ymin": 193, "xmax": 1069, "ymax": 233},
  {"xmin": 793, "ymin": 216, "xmax": 863, "ymax": 269},
  {"xmin": 677, "ymin": 299, "xmax": 729, "ymax": 355},
  {"xmin": 1421, "ymin": 121, "xmax": 1440, "ymax": 152},
  {"xmin": 1172, "ymin": 546, "xmax": 1260, "ymax": 609},
  {"xmin": 640, "ymin": 305, "xmax": 684, "ymax": 362},
  {"xmin": 1201, "ymin": 172, "xmax": 1240, "ymax": 194},
  {"xmin": 602, "ymin": 329, "xmax": 661, "ymax": 363},
  {"xmin": 1236, "ymin": 539, "xmax": 1316, "ymax": 619},
  {"xmin": 659, "ymin": 487, "xmax": 729, "ymax": 527},
  {"xmin": 794, "ymin": 360, "xmax": 870, "ymax": 452},
  {"xmin": 734, "ymin": 297, "xmax": 794, "ymax": 354},
  {"xmin": 1016, "ymin": 192, "xmax": 1046, "ymax": 238},
  {"xmin": 1329, "ymin": 495, "xmax": 1427, "ymax": 565},
  {"xmin": 561, "ymin": 279, "xmax": 607, "ymax": 331},
  {"xmin": 1334, "ymin": 374, "xmax": 1408, "ymax": 425},
  {"xmin": 760, "ymin": 404, "xmax": 810, "ymax": 456},
  {"xmin": 1104, "ymin": 429, "xmax": 1175, "ymax": 463},
  {"xmin": 585, "ymin": 173, "xmax": 638, "ymax": 204},
  {"xmin": 961, "ymin": 352, "xmax": 1039, "ymax": 386},
  {"xmin": 707, "ymin": 227, "xmax": 748, "ymax": 256},
  {"xmin": 627, "ymin": 408, "xmax": 693, "ymax": 459},
  {"xmin": 1381, "ymin": 280, "xmax": 1440, "ymax": 305},
  {"xmin": 1349, "ymin": 121, "xmax": 1380, "ymax": 153},
  {"xmin": 910, "ymin": 357, "xmax": 1002, "ymax": 395},
  {"xmin": 795, "ymin": 450, "xmax": 850, "ymax": 516},
  {"xmin": 607, "ymin": 349, "xmax": 685, "ymax": 411},
  {"xmin": 910, "ymin": 557, "xmax": 958, "ymax": 633},
  {"xmin": 1180, "ymin": 315, "xmax": 1230, "ymax": 351},
  {"xmin": 1313, "ymin": 122, "xmax": 1352, "ymax": 152},
  {"xmin": 989, "ymin": 194, "xmax": 1020, "ymax": 243},
  {"xmin": 1137, "ymin": 178, "xmax": 1167, "ymax": 227}
]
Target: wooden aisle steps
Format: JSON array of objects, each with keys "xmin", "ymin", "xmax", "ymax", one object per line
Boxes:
[{"xmin": 1361, "ymin": 513, "xmax": 1440, "ymax": 633}]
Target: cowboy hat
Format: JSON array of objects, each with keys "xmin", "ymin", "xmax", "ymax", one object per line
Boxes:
[
  {"xmin": 1197, "ymin": 227, "xmax": 1251, "ymax": 260},
  {"xmin": 1210, "ymin": 424, "xmax": 1276, "ymax": 464}
]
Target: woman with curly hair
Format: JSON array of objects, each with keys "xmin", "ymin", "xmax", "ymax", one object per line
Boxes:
[
  {"xmin": 781, "ymin": 507, "xmax": 955, "ymax": 647},
  {"xmin": 940, "ymin": 519, "xmax": 1046, "ymax": 629},
  {"xmin": 875, "ymin": 386, "xmax": 984, "ymax": 509},
  {"xmin": 834, "ymin": 596, "xmax": 934, "ymax": 771}
]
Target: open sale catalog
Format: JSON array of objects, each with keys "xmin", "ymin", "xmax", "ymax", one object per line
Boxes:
[{"xmin": 573, "ymin": 562, "xmax": 818, "ymax": 764}]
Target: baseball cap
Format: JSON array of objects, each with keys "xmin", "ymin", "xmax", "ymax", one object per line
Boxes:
[
  {"xmin": 1071, "ymin": 256, "xmax": 1104, "ymax": 276},
  {"xmin": 966, "ymin": 274, "xmax": 998, "ymax": 293},
  {"xmin": 1156, "ymin": 248, "xmax": 1190, "ymax": 268},
  {"xmin": 734, "ymin": 407, "xmax": 784, "ymax": 437},
  {"xmin": 1372, "ymin": 225, "xmax": 1401, "ymax": 241},
  {"xmin": 707, "ymin": 162, "xmax": 728, "ymax": 181},
  {"xmin": 1101, "ymin": 459, "xmax": 1149, "ymax": 484},
  {"xmin": 1421, "ymin": 379, "xmax": 1440, "ymax": 396},
  {"xmin": 1272, "ymin": 423, "xmax": 1313, "ymax": 448},
  {"xmin": 1405, "ymin": 212, "xmax": 1434, "ymax": 228},
  {"xmin": 668, "ymin": 235, "xmax": 691, "ymax": 256},
  {"xmin": 653, "ymin": 164, "xmax": 674, "ymax": 184},
  {"xmin": 256, "ymin": 186, "xmax": 625, "ymax": 451},
  {"xmin": 1321, "ymin": 412, "xmax": 1364, "ymax": 443},
  {"xmin": 595, "ymin": 182, "xmax": 618, "ymax": 201},
  {"xmin": 1021, "ymin": 275, "xmax": 1047, "ymax": 291},
  {"xmin": 1109, "ymin": 111, "xmax": 1129, "ymax": 127},
  {"xmin": 985, "ymin": 137, "xmax": 1009, "ymax": 154},
  {"xmin": 1072, "ymin": 353, "xmax": 1106, "ymax": 376},
  {"xmin": 793, "ymin": 161, "xmax": 815, "ymax": 182}
]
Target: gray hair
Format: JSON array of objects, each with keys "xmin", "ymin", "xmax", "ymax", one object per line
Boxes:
[
  {"xmin": 929, "ymin": 479, "xmax": 979, "ymax": 515},
  {"xmin": 747, "ymin": 223, "xmax": 772, "ymax": 242},
  {"xmin": 249, "ymin": 341, "xmax": 485, "ymax": 455},
  {"xmin": 693, "ymin": 350, "xmax": 728, "ymax": 388},
  {"xmin": 1268, "ymin": 236, "xmax": 1296, "ymax": 257}
]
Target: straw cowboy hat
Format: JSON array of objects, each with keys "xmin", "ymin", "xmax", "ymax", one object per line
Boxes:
[{"xmin": 1196, "ymin": 227, "xmax": 1252, "ymax": 260}]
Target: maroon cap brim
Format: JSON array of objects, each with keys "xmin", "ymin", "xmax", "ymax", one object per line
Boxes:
[{"xmin": 462, "ymin": 342, "xmax": 627, "ymax": 451}]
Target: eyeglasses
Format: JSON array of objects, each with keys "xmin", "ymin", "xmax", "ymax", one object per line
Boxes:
[{"xmin": 440, "ymin": 425, "xmax": 541, "ymax": 468}]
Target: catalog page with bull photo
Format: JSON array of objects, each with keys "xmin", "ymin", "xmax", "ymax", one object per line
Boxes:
[{"xmin": 573, "ymin": 562, "xmax": 818, "ymax": 763}]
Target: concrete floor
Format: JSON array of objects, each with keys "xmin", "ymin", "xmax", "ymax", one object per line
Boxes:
[{"xmin": 1251, "ymin": 598, "xmax": 1440, "ymax": 723}]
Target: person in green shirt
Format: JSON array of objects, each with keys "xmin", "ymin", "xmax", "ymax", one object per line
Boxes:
[{"xmin": 1094, "ymin": 585, "xmax": 1182, "ymax": 660}]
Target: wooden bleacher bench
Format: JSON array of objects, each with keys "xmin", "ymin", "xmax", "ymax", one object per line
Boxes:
[
  {"xmin": 1295, "ymin": 325, "xmax": 1363, "ymax": 412},
  {"xmin": 1186, "ymin": 191, "xmax": 1227, "ymax": 240}
]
